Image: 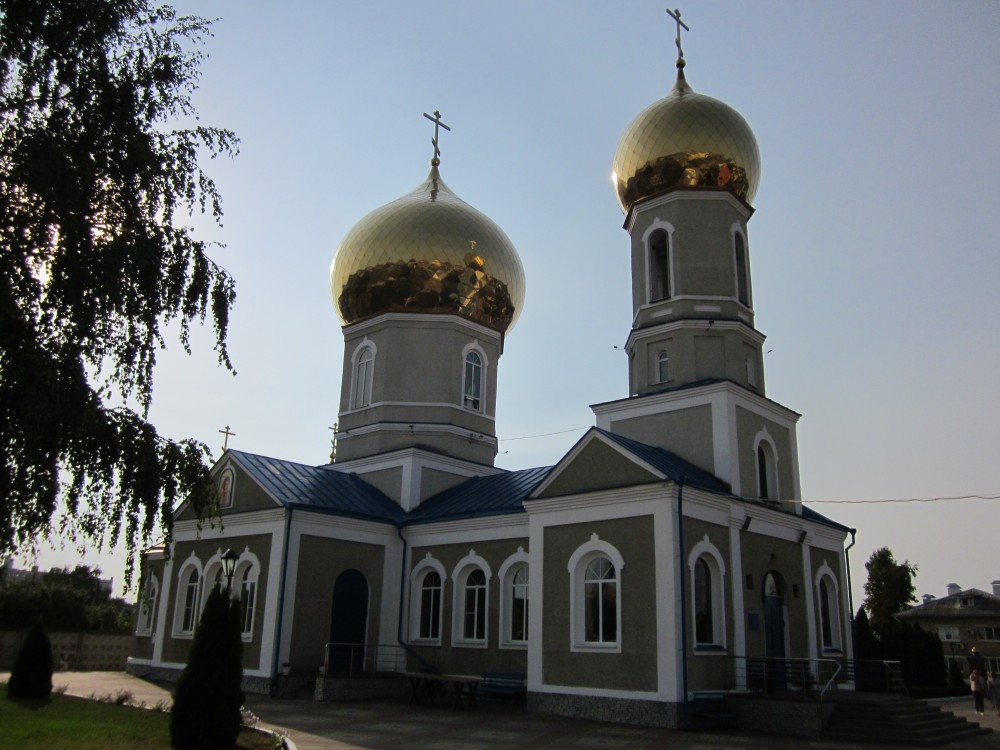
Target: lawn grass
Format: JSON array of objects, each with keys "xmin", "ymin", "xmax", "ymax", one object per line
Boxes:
[{"xmin": 0, "ymin": 683, "xmax": 279, "ymax": 750}]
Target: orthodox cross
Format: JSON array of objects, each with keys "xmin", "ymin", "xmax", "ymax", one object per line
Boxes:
[
  {"xmin": 666, "ymin": 8, "xmax": 690, "ymax": 66},
  {"xmin": 423, "ymin": 110, "xmax": 451, "ymax": 166},
  {"xmin": 328, "ymin": 422, "xmax": 338, "ymax": 463},
  {"xmin": 219, "ymin": 425, "xmax": 236, "ymax": 452}
]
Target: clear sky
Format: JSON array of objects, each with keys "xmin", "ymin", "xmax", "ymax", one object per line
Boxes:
[{"xmin": 20, "ymin": 1, "xmax": 1000, "ymax": 608}]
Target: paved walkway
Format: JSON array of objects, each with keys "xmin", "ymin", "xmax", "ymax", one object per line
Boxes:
[{"xmin": 18, "ymin": 672, "xmax": 1000, "ymax": 749}]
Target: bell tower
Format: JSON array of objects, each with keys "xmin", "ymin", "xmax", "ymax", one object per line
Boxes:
[
  {"xmin": 596, "ymin": 15, "xmax": 801, "ymax": 512},
  {"xmin": 327, "ymin": 113, "xmax": 525, "ymax": 510}
]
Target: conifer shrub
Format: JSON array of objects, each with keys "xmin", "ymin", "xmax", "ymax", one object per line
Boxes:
[
  {"xmin": 170, "ymin": 586, "xmax": 244, "ymax": 748},
  {"xmin": 7, "ymin": 623, "xmax": 53, "ymax": 700}
]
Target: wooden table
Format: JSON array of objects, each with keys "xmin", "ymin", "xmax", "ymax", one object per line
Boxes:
[{"xmin": 404, "ymin": 672, "xmax": 483, "ymax": 709}]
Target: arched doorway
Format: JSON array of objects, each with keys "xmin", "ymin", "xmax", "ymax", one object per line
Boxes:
[
  {"xmin": 763, "ymin": 571, "xmax": 786, "ymax": 688},
  {"xmin": 329, "ymin": 569, "xmax": 369, "ymax": 674}
]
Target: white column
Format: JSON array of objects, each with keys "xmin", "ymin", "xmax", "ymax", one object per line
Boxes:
[{"xmin": 728, "ymin": 516, "xmax": 747, "ymax": 689}]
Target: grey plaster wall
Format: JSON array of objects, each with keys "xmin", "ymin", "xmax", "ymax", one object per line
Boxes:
[
  {"xmin": 161, "ymin": 533, "xmax": 272, "ymax": 669},
  {"xmin": 176, "ymin": 460, "xmax": 275, "ymax": 522},
  {"xmin": 739, "ymin": 534, "xmax": 810, "ymax": 659},
  {"xmin": 735, "ymin": 406, "xmax": 794, "ymax": 501},
  {"xmin": 407, "ymin": 537, "xmax": 529, "ymax": 676},
  {"xmin": 607, "ymin": 404, "xmax": 715, "ymax": 475},
  {"xmin": 535, "ymin": 440, "xmax": 658, "ymax": 498},
  {"xmin": 354, "ymin": 466, "xmax": 403, "ymax": 503},
  {"xmin": 540, "ymin": 516, "xmax": 658, "ymax": 692},
  {"xmin": 289, "ymin": 535, "xmax": 388, "ymax": 672}
]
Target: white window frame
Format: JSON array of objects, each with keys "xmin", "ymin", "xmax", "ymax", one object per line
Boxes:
[
  {"xmin": 642, "ymin": 220, "xmax": 675, "ymax": 304},
  {"xmin": 498, "ymin": 549, "xmax": 530, "ymax": 649},
  {"xmin": 732, "ymin": 225, "xmax": 751, "ymax": 308},
  {"xmin": 657, "ymin": 349, "xmax": 670, "ymax": 384},
  {"xmin": 172, "ymin": 555, "xmax": 203, "ymax": 638},
  {"xmin": 461, "ymin": 342, "xmax": 488, "ymax": 413},
  {"xmin": 753, "ymin": 429, "xmax": 779, "ymax": 501},
  {"xmin": 350, "ymin": 339, "xmax": 376, "ymax": 410},
  {"xmin": 568, "ymin": 534, "xmax": 624, "ymax": 653},
  {"xmin": 135, "ymin": 573, "xmax": 159, "ymax": 636},
  {"xmin": 938, "ymin": 625, "xmax": 960, "ymax": 642},
  {"xmin": 409, "ymin": 555, "xmax": 446, "ymax": 645},
  {"xmin": 451, "ymin": 551, "xmax": 492, "ymax": 648},
  {"xmin": 688, "ymin": 536, "xmax": 727, "ymax": 650},
  {"xmin": 234, "ymin": 550, "xmax": 261, "ymax": 642},
  {"xmin": 814, "ymin": 563, "xmax": 843, "ymax": 653}
]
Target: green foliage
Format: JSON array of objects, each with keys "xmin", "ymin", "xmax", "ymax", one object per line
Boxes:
[
  {"xmin": 7, "ymin": 622, "xmax": 53, "ymax": 700},
  {"xmin": 0, "ymin": 0, "xmax": 238, "ymax": 586},
  {"xmin": 853, "ymin": 606, "xmax": 878, "ymax": 659},
  {"xmin": 170, "ymin": 586, "xmax": 243, "ymax": 749},
  {"xmin": 0, "ymin": 565, "xmax": 134, "ymax": 631},
  {"xmin": 862, "ymin": 547, "xmax": 917, "ymax": 630}
]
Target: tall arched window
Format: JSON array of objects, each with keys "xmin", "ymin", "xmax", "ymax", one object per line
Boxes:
[
  {"xmin": 734, "ymin": 232, "xmax": 750, "ymax": 307},
  {"xmin": 815, "ymin": 567, "xmax": 842, "ymax": 652},
  {"xmin": 136, "ymin": 575, "xmax": 159, "ymax": 635},
  {"xmin": 462, "ymin": 569, "xmax": 487, "ymax": 641},
  {"xmin": 463, "ymin": 351, "xmax": 482, "ymax": 410},
  {"xmin": 239, "ymin": 566, "xmax": 257, "ymax": 638},
  {"xmin": 657, "ymin": 350, "xmax": 670, "ymax": 384},
  {"xmin": 694, "ymin": 557, "xmax": 714, "ymax": 644},
  {"xmin": 688, "ymin": 537, "xmax": 727, "ymax": 649},
  {"xmin": 584, "ymin": 557, "xmax": 617, "ymax": 644},
  {"xmin": 756, "ymin": 439, "xmax": 778, "ymax": 500},
  {"xmin": 419, "ymin": 571, "xmax": 442, "ymax": 641},
  {"xmin": 510, "ymin": 565, "xmax": 528, "ymax": 643},
  {"xmin": 180, "ymin": 568, "xmax": 201, "ymax": 634},
  {"xmin": 351, "ymin": 344, "xmax": 374, "ymax": 409},
  {"xmin": 649, "ymin": 229, "xmax": 671, "ymax": 301}
]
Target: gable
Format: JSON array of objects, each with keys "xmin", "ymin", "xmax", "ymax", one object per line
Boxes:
[
  {"xmin": 534, "ymin": 439, "xmax": 660, "ymax": 499},
  {"xmin": 176, "ymin": 458, "xmax": 278, "ymax": 522}
]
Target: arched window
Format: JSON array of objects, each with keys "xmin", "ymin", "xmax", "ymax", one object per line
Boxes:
[
  {"xmin": 568, "ymin": 535, "xmax": 623, "ymax": 651},
  {"xmin": 351, "ymin": 343, "xmax": 375, "ymax": 409},
  {"xmin": 419, "ymin": 571, "xmax": 442, "ymax": 641},
  {"xmin": 756, "ymin": 439, "xmax": 778, "ymax": 500},
  {"xmin": 734, "ymin": 232, "xmax": 750, "ymax": 307},
  {"xmin": 175, "ymin": 564, "xmax": 202, "ymax": 636},
  {"xmin": 815, "ymin": 567, "xmax": 843, "ymax": 652},
  {"xmin": 238, "ymin": 565, "xmax": 258, "ymax": 639},
  {"xmin": 657, "ymin": 350, "xmax": 670, "ymax": 384},
  {"xmin": 462, "ymin": 569, "xmax": 487, "ymax": 641},
  {"xmin": 688, "ymin": 537, "xmax": 727, "ymax": 649},
  {"xmin": 498, "ymin": 550, "xmax": 529, "ymax": 648},
  {"xmin": 509, "ymin": 566, "xmax": 529, "ymax": 643},
  {"xmin": 695, "ymin": 558, "xmax": 713, "ymax": 644},
  {"xmin": 649, "ymin": 229, "xmax": 671, "ymax": 301},
  {"xmin": 463, "ymin": 351, "xmax": 482, "ymax": 411},
  {"xmin": 584, "ymin": 557, "xmax": 617, "ymax": 643},
  {"xmin": 136, "ymin": 575, "xmax": 159, "ymax": 636},
  {"xmin": 745, "ymin": 354, "xmax": 757, "ymax": 388}
]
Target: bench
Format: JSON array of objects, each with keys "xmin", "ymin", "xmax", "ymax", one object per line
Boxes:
[
  {"xmin": 479, "ymin": 671, "xmax": 526, "ymax": 700},
  {"xmin": 404, "ymin": 672, "xmax": 483, "ymax": 709},
  {"xmin": 690, "ymin": 691, "xmax": 738, "ymax": 728}
]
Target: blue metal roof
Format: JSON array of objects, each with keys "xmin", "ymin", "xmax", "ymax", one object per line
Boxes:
[
  {"xmin": 404, "ymin": 466, "xmax": 552, "ymax": 525},
  {"xmin": 228, "ymin": 450, "xmax": 404, "ymax": 524},
  {"xmin": 800, "ymin": 505, "xmax": 853, "ymax": 533},
  {"xmin": 594, "ymin": 429, "xmax": 731, "ymax": 494}
]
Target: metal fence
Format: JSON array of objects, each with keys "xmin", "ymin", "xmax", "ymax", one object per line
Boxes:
[
  {"xmin": 722, "ymin": 656, "xmax": 904, "ymax": 700},
  {"xmin": 321, "ymin": 642, "xmax": 408, "ymax": 677}
]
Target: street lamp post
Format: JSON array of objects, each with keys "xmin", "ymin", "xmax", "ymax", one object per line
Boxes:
[{"xmin": 221, "ymin": 548, "xmax": 240, "ymax": 594}]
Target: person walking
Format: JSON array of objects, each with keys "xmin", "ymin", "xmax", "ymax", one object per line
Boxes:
[
  {"xmin": 971, "ymin": 669, "xmax": 987, "ymax": 715},
  {"xmin": 988, "ymin": 671, "xmax": 1000, "ymax": 716}
]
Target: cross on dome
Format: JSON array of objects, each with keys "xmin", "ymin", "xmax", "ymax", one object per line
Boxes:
[
  {"xmin": 422, "ymin": 109, "xmax": 451, "ymax": 166},
  {"xmin": 666, "ymin": 8, "xmax": 690, "ymax": 68}
]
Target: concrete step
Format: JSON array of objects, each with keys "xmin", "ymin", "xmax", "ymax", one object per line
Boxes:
[{"xmin": 826, "ymin": 695, "xmax": 993, "ymax": 747}]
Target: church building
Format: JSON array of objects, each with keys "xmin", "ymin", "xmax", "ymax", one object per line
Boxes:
[{"xmin": 129, "ymin": 18, "xmax": 855, "ymax": 728}]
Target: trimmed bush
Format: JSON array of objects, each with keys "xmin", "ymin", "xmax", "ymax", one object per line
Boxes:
[
  {"xmin": 7, "ymin": 623, "xmax": 54, "ymax": 700},
  {"xmin": 170, "ymin": 586, "xmax": 244, "ymax": 748}
]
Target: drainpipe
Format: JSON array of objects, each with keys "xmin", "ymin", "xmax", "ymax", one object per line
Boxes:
[
  {"xmin": 844, "ymin": 528, "xmax": 857, "ymax": 660},
  {"xmin": 677, "ymin": 482, "xmax": 689, "ymax": 726},
  {"xmin": 395, "ymin": 524, "xmax": 436, "ymax": 673},
  {"xmin": 270, "ymin": 506, "xmax": 293, "ymax": 696}
]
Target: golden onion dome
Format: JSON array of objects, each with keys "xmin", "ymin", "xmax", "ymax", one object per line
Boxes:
[
  {"xmin": 331, "ymin": 165, "xmax": 525, "ymax": 333},
  {"xmin": 612, "ymin": 65, "xmax": 761, "ymax": 213}
]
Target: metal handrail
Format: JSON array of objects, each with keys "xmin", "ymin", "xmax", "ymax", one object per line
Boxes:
[{"xmin": 321, "ymin": 642, "xmax": 408, "ymax": 677}]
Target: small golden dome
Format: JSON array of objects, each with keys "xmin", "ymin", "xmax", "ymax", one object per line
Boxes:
[
  {"xmin": 331, "ymin": 166, "xmax": 525, "ymax": 333},
  {"xmin": 612, "ymin": 68, "xmax": 761, "ymax": 213}
]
